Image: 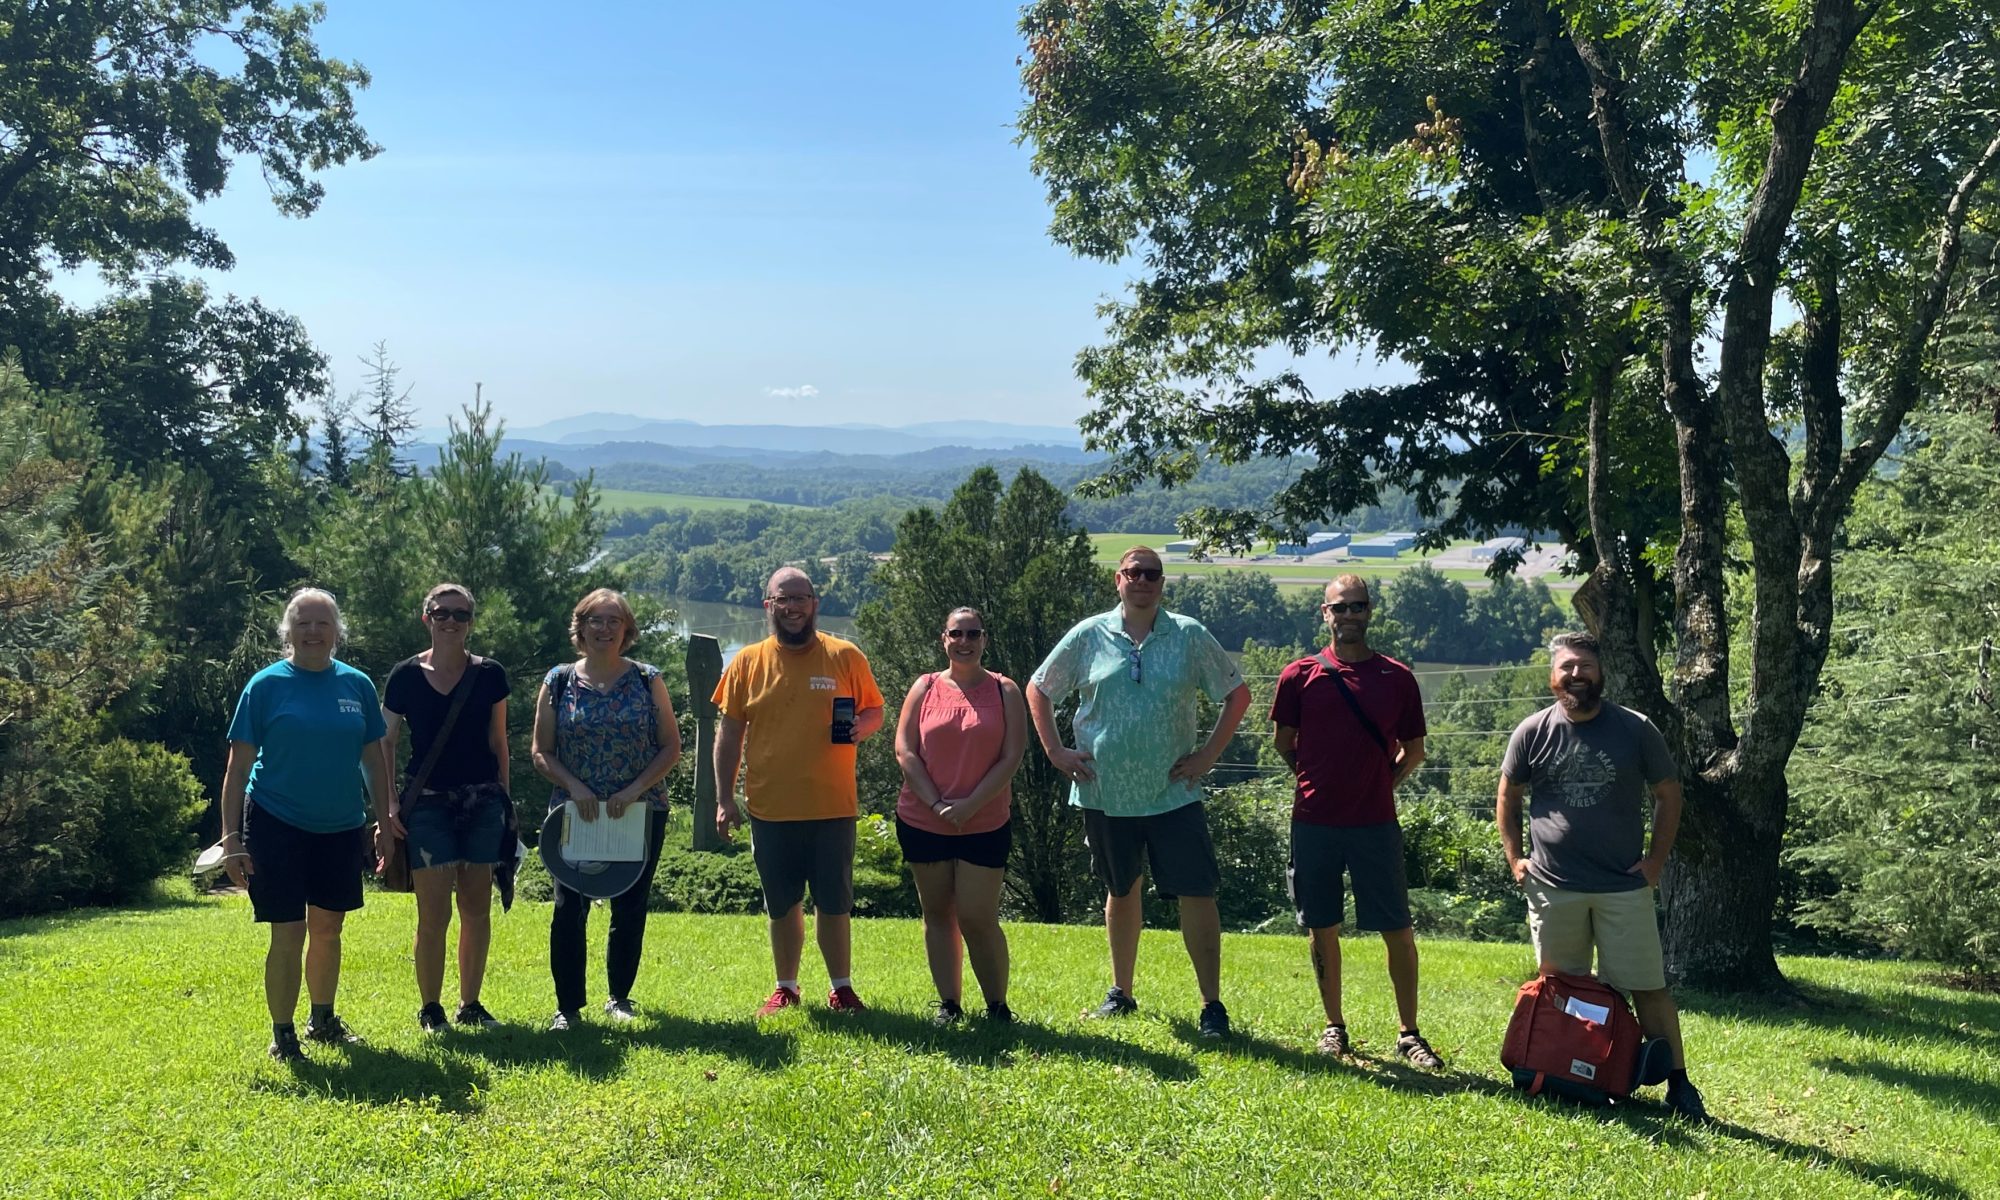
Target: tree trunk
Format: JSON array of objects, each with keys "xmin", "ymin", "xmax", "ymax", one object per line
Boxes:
[{"xmin": 1660, "ymin": 772, "xmax": 1787, "ymax": 989}]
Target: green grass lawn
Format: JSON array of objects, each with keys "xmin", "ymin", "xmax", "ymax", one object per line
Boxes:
[
  {"xmin": 3, "ymin": 891, "xmax": 1994, "ymax": 1199},
  {"xmin": 590, "ymin": 488, "xmax": 809, "ymax": 515}
]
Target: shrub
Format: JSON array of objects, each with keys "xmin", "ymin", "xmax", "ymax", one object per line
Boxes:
[{"xmin": 87, "ymin": 738, "xmax": 204, "ymax": 902}]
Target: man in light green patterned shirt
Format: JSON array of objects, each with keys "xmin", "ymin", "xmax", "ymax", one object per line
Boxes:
[{"xmin": 1028, "ymin": 546, "xmax": 1250, "ymax": 1037}]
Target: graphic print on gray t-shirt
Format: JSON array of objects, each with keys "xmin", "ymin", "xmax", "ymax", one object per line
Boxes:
[{"xmin": 1501, "ymin": 702, "xmax": 1677, "ymax": 893}]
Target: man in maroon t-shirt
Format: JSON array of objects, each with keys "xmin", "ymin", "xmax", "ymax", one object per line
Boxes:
[{"xmin": 1271, "ymin": 574, "xmax": 1438, "ymax": 1066}]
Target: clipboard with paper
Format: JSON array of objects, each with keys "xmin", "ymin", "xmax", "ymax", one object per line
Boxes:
[{"xmin": 561, "ymin": 801, "xmax": 647, "ymax": 862}]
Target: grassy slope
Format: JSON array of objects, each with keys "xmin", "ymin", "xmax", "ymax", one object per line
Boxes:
[{"xmin": 4, "ymin": 893, "xmax": 1993, "ymax": 1199}]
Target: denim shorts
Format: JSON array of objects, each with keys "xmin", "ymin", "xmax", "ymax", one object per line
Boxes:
[{"xmin": 404, "ymin": 784, "xmax": 510, "ymax": 871}]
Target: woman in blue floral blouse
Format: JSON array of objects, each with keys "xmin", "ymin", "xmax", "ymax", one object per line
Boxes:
[{"xmin": 531, "ymin": 587, "xmax": 682, "ymax": 1031}]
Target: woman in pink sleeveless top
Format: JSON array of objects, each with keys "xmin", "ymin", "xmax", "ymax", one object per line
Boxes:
[{"xmin": 893, "ymin": 606, "xmax": 1028, "ymax": 1024}]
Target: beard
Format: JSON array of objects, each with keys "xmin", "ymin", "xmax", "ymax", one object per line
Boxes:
[
  {"xmin": 771, "ymin": 612, "xmax": 817, "ymax": 647},
  {"xmin": 1552, "ymin": 677, "xmax": 1604, "ymax": 712}
]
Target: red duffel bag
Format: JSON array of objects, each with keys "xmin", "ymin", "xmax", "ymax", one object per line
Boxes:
[{"xmin": 1500, "ymin": 971, "xmax": 1652, "ymax": 1105}]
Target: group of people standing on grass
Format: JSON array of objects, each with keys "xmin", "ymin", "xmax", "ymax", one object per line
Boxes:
[{"xmin": 214, "ymin": 545, "xmax": 1703, "ymax": 1119}]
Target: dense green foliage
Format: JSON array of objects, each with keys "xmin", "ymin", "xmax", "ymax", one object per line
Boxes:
[
  {"xmin": 1018, "ymin": 0, "xmax": 2000, "ymax": 988},
  {"xmin": 0, "ymin": 367, "xmax": 206, "ymax": 911},
  {"xmin": 1164, "ymin": 566, "xmax": 1567, "ymax": 663},
  {"xmin": 607, "ymin": 500, "xmax": 898, "ymax": 614},
  {"xmin": 1785, "ymin": 410, "xmax": 2000, "ymax": 972}
]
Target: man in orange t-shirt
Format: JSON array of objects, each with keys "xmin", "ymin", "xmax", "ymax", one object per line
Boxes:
[{"xmin": 715, "ymin": 567, "xmax": 885, "ymax": 1016}]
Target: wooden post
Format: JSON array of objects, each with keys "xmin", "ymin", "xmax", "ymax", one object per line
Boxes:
[{"xmin": 686, "ymin": 634, "xmax": 724, "ymax": 851}]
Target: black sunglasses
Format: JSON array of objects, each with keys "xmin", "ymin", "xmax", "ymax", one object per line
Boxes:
[
  {"xmin": 1120, "ymin": 567, "xmax": 1164, "ymax": 582},
  {"xmin": 944, "ymin": 629, "xmax": 986, "ymax": 640},
  {"xmin": 427, "ymin": 607, "xmax": 473, "ymax": 623},
  {"xmin": 1322, "ymin": 600, "xmax": 1371, "ymax": 614},
  {"xmin": 1127, "ymin": 648, "xmax": 1143, "ymax": 683}
]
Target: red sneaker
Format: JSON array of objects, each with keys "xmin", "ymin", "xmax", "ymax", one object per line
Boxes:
[
  {"xmin": 827, "ymin": 984, "xmax": 868, "ymax": 1012},
  {"xmin": 755, "ymin": 986, "xmax": 801, "ymax": 1017}
]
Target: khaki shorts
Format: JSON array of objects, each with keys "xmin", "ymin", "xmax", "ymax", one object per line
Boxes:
[{"xmin": 1523, "ymin": 881, "xmax": 1667, "ymax": 992}]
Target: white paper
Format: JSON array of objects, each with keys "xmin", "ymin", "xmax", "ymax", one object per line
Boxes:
[
  {"xmin": 1564, "ymin": 996, "xmax": 1612, "ymax": 1025},
  {"xmin": 561, "ymin": 801, "xmax": 646, "ymax": 862}
]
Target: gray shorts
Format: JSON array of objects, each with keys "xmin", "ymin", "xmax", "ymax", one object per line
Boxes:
[
  {"xmin": 749, "ymin": 815, "xmax": 857, "ymax": 918},
  {"xmin": 1289, "ymin": 820, "xmax": 1412, "ymax": 932},
  {"xmin": 1082, "ymin": 801, "xmax": 1220, "ymax": 900}
]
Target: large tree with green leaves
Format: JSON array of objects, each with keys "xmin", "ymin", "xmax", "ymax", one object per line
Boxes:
[
  {"xmin": 857, "ymin": 466, "xmax": 1114, "ymax": 922},
  {"xmin": 1020, "ymin": 0, "xmax": 2000, "ymax": 987},
  {"xmin": 0, "ymin": 0, "xmax": 376, "ymax": 288}
]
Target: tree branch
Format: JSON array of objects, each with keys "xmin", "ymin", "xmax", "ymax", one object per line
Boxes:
[{"xmin": 1827, "ymin": 124, "xmax": 2000, "ymax": 517}]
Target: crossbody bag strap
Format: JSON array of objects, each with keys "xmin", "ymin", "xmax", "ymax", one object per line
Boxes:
[
  {"xmin": 1317, "ymin": 649, "xmax": 1392, "ymax": 759},
  {"xmin": 402, "ymin": 655, "xmax": 482, "ymax": 810}
]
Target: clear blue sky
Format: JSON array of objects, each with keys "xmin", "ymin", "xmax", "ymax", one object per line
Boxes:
[{"xmin": 129, "ymin": 1, "xmax": 1394, "ymax": 433}]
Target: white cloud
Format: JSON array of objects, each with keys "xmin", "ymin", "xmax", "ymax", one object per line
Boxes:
[{"xmin": 763, "ymin": 384, "xmax": 820, "ymax": 399}]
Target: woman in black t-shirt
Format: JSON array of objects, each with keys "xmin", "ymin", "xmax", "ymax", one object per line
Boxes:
[{"xmin": 381, "ymin": 583, "xmax": 513, "ymax": 1034}]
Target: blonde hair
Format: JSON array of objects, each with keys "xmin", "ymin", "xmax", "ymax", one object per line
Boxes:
[
  {"xmin": 277, "ymin": 587, "xmax": 346, "ymax": 650},
  {"xmin": 422, "ymin": 582, "xmax": 474, "ymax": 616},
  {"xmin": 570, "ymin": 587, "xmax": 639, "ymax": 653},
  {"xmin": 1119, "ymin": 545, "xmax": 1162, "ymax": 567}
]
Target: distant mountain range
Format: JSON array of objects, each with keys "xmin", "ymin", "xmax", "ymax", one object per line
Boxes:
[{"xmin": 410, "ymin": 414, "xmax": 1091, "ymax": 473}]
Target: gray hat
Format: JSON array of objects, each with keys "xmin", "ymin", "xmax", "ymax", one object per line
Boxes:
[{"xmin": 537, "ymin": 806, "xmax": 652, "ymax": 900}]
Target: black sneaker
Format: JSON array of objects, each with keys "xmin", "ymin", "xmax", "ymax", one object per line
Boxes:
[
  {"xmin": 1316, "ymin": 1023, "xmax": 1352, "ymax": 1057},
  {"xmin": 1395, "ymin": 1031, "xmax": 1444, "ymax": 1069},
  {"xmin": 303, "ymin": 1013, "xmax": 360, "ymax": 1045},
  {"xmin": 1197, "ymin": 1000, "xmax": 1231, "ymax": 1039},
  {"xmin": 985, "ymin": 1002, "xmax": 1016, "ymax": 1024},
  {"xmin": 604, "ymin": 997, "xmax": 637, "ymax": 1022},
  {"xmin": 1665, "ymin": 1077, "xmax": 1709, "ymax": 1122},
  {"xmin": 268, "ymin": 1027, "xmax": 305, "ymax": 1062},
  {"xmin": 1087, "ymin": 987, "xmax": 1138, "ymax": 1019},
  {"xmin": 932, "ymin": 998, "xmax": 964, "ymax": 1027},
  {"xmin": 455, "ymin": 1000, "xmax": 499, "ymax": 1028},
  {"xmin": 417, "ymin": 1002, "xmax": 449, "ymax": 1035},
  {"xmin": 548, "ymin": 1009, "xmax": 581, "ymax": 1032}
]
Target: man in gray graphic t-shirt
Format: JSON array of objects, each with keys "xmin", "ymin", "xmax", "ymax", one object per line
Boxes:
[{"xmin": 1496, "ymin": 632, "xmax": 1706, "ymax": 1120}]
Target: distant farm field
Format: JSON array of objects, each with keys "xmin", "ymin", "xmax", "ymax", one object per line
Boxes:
[{"xmin": 590, "ymin": 488, "xmax": 810, "ymax": 514}]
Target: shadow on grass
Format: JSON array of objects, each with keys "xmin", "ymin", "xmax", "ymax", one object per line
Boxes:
[
  {"xmin": 1816, "ymin": 1055, "xmax": 2000, "ymax": 1122},
  {"xmin": 1679, "ymin": 978, "xmax": 2000, "ymax": 1050},
  {"xmin": 802, "ymin": 1006, "xmax": 1199, "ymax": 1081},
  {"xmin": 1601, "ymin": 1104, "xmax": 1977, "ymax": 1200},
  {"xmin": 252, "ymin": 1013, "xmax": 798, "ymax": 1113},
  {"xmin": 1162, "ymin": 1019, "xmax": 1515, "ymax": 1100},
  {"xmin": 0, "ymin": 893, "xmax": 212, "ymax": 944}
]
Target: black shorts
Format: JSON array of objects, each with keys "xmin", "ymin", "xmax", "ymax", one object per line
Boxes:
[
  {"xmin": 896, "ymin": 817, "xmax": 1012, "ymax": 870},
  {"xmin": 1082, "ymin": 801, "xmax": 1220, "ymax": 900},
  {"xmin": 749, "ymin": 815, "xmax": 857, "ymax": 918},
  {"xmin": 243, "ymin": 802, "xmax": 369, "ymax": 924},
  {"xmin": 1288, "ymin": 819, "xmax": 1412, "ymax": 932}
]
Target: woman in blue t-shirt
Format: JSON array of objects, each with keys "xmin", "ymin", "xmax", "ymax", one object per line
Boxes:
[
  {"xmin": 218, "ymin": 588, "xmax": 395, "ymax": 1063},
  {"xmin": 380, "ymin": 583, "xmax": 513, "ymax": 1035}
]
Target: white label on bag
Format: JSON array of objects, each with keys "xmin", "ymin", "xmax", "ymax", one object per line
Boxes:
[
  {"xmin": 1570, "ymin": 1059, "xmax": 1597, "ymax": 1080},
  {"xmin": 1564, "ymin": 996, "xmax": 1612, "ymax": 1025}
]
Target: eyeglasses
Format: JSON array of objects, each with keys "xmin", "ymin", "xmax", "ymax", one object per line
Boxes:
[
  {"xmin": 1120, "ymin": 567, "xmax": 1164, "ymax": 582},
  {"xmin": 944, "ymin": 629, "xmax": 985, "ymax": 641},
  {"xmin": 427, "ymin": 607, "xmax": 472, "ymax": 623},
  {"xmin": 1322, "ymin": 600, "xmax": 1371, "ymax": 614},
  {"xmin": 765, "ymin": 593, "xmax": 816, "ymax": 609},
  {"xmin": 1127, "ymin": 648, "xmax": 1143, "ymax": 684},
  {"xmin": 582, "ymin": 614, "xmax": 624, "ymax": 628}
]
